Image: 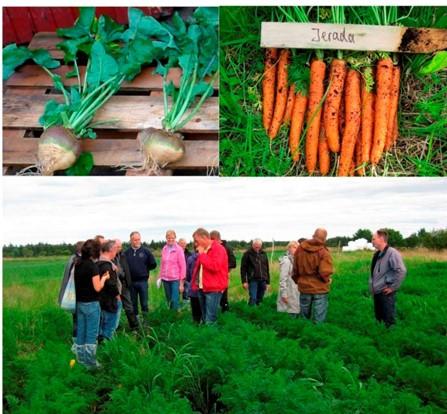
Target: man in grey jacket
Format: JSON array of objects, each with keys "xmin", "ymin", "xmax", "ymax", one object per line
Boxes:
[{"xmin": 370, "ymin": 229, "xmax": 407, "ymax": 327}]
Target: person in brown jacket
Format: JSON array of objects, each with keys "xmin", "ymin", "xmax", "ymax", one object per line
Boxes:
[{"xmin": 293, "ymin": 228, "xmax": 334, "ymax": 323}]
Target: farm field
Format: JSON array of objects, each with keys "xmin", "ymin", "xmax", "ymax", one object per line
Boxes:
[{"xmin": 3, "ymin": 249, "xmax": 447, "ymax": 413}]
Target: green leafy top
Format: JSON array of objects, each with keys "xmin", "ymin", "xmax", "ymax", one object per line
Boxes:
[
  {"xmin": 40, "ymin": 7, "xmax": 184, "ymax": 137},
  {"xmin": 2, "ymin": 44, "xmax": 60, "ymax": 80},
  {"xmin": 6, "ymin": 8, "xmax": 218, "ymax": 136},
  {"xmin": 289, "ymin": 53, "xmax": 310, "ymax": 95},
  {"xmin": 156, "ymin": 7, "xmax": 219, "ymax": 132}
]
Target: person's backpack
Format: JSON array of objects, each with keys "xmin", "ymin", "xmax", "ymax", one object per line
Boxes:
[{"xmin": 226, "ymin": 245, "xmax": 237, "ymax": 269}]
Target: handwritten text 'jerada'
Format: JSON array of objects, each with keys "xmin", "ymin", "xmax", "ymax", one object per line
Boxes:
[{"xmin": 311, "ymin": 27, "xmax": 355, "ymax": 44}]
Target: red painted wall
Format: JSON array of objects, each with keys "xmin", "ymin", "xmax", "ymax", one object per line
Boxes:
[{"xmin": 3, "ymin": 7, "xmax": 173, "ymax": 45}]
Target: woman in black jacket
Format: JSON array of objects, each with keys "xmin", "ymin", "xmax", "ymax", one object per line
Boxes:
[
  {"xmin": 98, "ymin": 240, "xmax": 122, "ymax": 342},
  {"xmin": 74, "ymin": 239, "xmax": 109, "ymax": 369}
]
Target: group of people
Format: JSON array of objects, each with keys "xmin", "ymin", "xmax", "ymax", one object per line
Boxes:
[
  {"xmin": 58, "ymin": 229, "xmax": 237, "ymax": 369},
  {"xmin": 275, "ymin": 228, "xmax": 407, "ymax": 327},
  {"xmin": 58, "ymin": 227, "xmax": 407, "ymax": 369}
]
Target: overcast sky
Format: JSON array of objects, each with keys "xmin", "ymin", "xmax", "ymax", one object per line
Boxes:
[{"xmin": 2, "ymin": 177, "xmax": 446, "ymax": 245}]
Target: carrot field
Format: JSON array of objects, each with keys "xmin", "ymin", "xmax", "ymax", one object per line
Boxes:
[{"xmin": 3, "ymin": 250, "xmax": 447, "ymax": 413}]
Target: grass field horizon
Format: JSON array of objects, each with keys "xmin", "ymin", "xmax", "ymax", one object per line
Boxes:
[{"xmin": 3, "ymin": 249, "xmax": 447, "ymax": 413}]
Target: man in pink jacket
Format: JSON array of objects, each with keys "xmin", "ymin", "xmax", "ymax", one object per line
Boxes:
[
  {"xmin": 191, "ymin": 228, "xmax": 228, "ymax": 324},
  {"xmin": 159, "ymin": 230, "xmax": 186, "ymax": 311}
]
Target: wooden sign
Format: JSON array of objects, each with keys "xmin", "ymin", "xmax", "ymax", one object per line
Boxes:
[{"xmin": 261, "ymin": 22, "xmax": 447, "ymax": 53}]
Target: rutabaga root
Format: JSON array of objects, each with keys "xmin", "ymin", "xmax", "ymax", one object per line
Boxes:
[
  {"xmin": 137, "ymin": 128, "xmax": 185, "ymax": 175},
  {"xmin": 37, "ymin": 126, "xmax": 81, "ymax": 176}
]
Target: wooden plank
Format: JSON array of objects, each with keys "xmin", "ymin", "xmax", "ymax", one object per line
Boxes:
[
  {"xmin": 3, "ymin": 134, "xmax": 218, "ymax": 169},
  {"xmin": 7, "ymin": 65, "xmax": 184, "ymax": 90},
  {"xmin": 84, "ymin": 139, "xmax": 218, "ymax": 168},
  {"xmin": 28, "ymin": 32, "xmax": 64, "ymax": 58},
  {"xmin": 4, "ymin": 87, "xmax": 47, "ymax": 96},
  {"xmin": 261, "ymin": 22, "xmax": 447, "ymax": 53},
  {"xmin": 88, "ymin": 130, "xmax": 136, "ymax": 140},
  {"xmin": 3, "ymin": 94, "xmax": 219, "ymax": 133},
  {"xmin": 6, "ymin": 64, "xmax": 218, "ymax": 90},
  {"xmin": 3, "ymin": 129, "xmax": 27, "ymax": 139},
  {"xmin": 125, "ymin": 169, "xmax": 174, "ymax": 176}
]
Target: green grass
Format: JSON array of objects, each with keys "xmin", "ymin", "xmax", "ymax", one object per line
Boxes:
[
  {"xmin": 219, "ymin": 6, "xmax": 447, "ymax": 176},
  {"xmin": 3, "ymin": 250, "xmax": 447, "ymax": 413},
  {"xmin": 3, "ymin": 257, "xmax": 67, "ymax": 286}
]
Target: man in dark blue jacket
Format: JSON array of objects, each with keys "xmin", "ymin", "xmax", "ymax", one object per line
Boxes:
[
  {"xmin": 124, "ymin": 231, "xmax": 157, "ymax": 322},
  {"xmin": 210, "ymin": 230, "xmax": 236, "ymax": 312}
]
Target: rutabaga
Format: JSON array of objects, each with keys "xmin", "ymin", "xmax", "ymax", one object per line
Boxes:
[
  {"xmin": 136, "ymin": 7, "xmax": 218, "ymax": 174},
  {"xmin": 38, "ymin": 7, "xmax": 176, "ymax": 175}
]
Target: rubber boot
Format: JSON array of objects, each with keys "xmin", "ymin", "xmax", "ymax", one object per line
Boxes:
[
  {"xmin": 71, "ymin": 337, "xmax": 77, "ymax": 354},
  {"xmin": 126, "ymin": 311, "xmax": 139, "ymax": 331},
  {"xmin": 84, "ymin": 343, "xmax": 100, "ymax": 370},
  {"xmin": 75, "ymin": 344, "xmax": 85, "ymax": 365}
]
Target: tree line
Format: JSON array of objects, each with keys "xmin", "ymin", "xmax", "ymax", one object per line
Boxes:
[
  {"xmin": 325, "ymin": 228, "xmax": 447, "ymax": 250},
  {"xmin": 3, "ymin": 228, "xmax": 446, "ymax": 258}
]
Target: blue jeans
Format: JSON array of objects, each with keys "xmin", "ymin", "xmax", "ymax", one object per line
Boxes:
[
  {"xmin": 76, "ymin": 301, "xmax": 101, "ymax": 345},
  {"xmin": 131, "ymin": 279, "xmax": 148, "ymax": 315},
  {"xmin": 198, "ymin": 291, "xmax": 223, "ymax": 324},
  {"xmin": 300, "ymin": 293, "xmax": 328, "ymax": 323},
  {"xmin": 162, "ymin": 280, "xmax": 180, "ymax": 311},
  {"xmin": 182, "ymin": 281, "xmax": 190, "ymax": 300},
  {"xmin": 248, "ymin": 280, "xmax": 267, "ymax": 306},
  {"xmin": 76, "ymin": 301, "xmax": 101, "ymax": 367},
  {"xmin": 100, "ymin": 300, "xmax": 122, "ymax": 340}
]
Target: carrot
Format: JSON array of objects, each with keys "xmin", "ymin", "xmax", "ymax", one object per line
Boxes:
[
  {"xmin": 361, "ymin": 79, "xmax": 375, "ymax": 165},
  {"xmin": 268, "ymin": 49, "xmax": 290, "ymax": 139},
  {"xmin": 289, "ymin": 92, "xmax": 308, "ymax": 162},
  {"xmin": 384, "ymin": 65, "xmax": 401, "ymax": 151},
  {"xmin": 349, "ymin": 160, "xmax": 356, "ymax": 177},
  {"xmin": 337, "ymin": 69, "xmax": 361, "ymax": 176},
  {"xmin": 339, "ymin": 91, "xmax": 345, "ymax": 137},
  {"xmin": 305, "ymin": 59, "xmax": 326, "ymax": 174},
  {"xmin": 318, "ymin": 126, "xmax": 330, "ymax": 176},
  {"xmin": 323, "ymin": 59, "xmax": 347, "ymax": 153},
  {"xmin": 355, "ymin": 127, "xmax": 365, "ymax": 176},
  {"xmin": 262, "ymin": 48, "xmax": 278, "ymax": 132},
  {"xmin": 282, "ymin": 84, "xmax": 296, "ymax": 125},
  {"xmin": 370, "ymin": 57, "xmax": 393, "ymax": 164}
]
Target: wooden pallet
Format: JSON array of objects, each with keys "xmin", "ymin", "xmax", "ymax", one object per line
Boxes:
[{"xmin": 3, "ymin": 32, "xmax": 219, "ymax": 175}]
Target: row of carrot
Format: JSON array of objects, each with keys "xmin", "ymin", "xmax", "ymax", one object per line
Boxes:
[{"xmin": 262, "ymin": 48, "xmax": 401, "ymax": 176}]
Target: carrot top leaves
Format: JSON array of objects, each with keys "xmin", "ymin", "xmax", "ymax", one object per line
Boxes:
[{"xmin": 289, "ymin": 53, "xmax": 310, "ymax": 95}]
